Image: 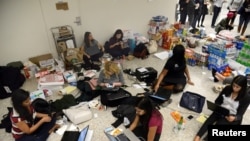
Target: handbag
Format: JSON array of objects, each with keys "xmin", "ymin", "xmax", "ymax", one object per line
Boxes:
[
  {"xmin": 63, "ymin": 102, "xmax": 92, "ymax": 125},
  {"xmin": 147, "ymin": 40, "xmax": 158, "ymax": 54},
  {"xmin": 179, "ymin": 91, "xmax": 205, "ymax": 113},
  {"xmin": 106, "ymin": 88, "xmax": 131, "ymax": 101}
]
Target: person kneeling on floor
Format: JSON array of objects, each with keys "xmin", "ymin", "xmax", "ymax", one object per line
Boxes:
[{"xmin": 215, "ymin": 12, "xmax": 234, "ymax": 34}]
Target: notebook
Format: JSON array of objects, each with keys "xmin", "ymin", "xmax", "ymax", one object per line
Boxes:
[
  {"xmin": 206, "ymin": 100, "xmax": 230, "ymax": 116},
  {"xmin": 61, "ymin": 125, "xmax": 89, "ymax": 141}
]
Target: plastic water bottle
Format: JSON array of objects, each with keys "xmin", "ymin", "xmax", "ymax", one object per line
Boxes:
[{"xmin": 173, "ymin": 116, "xmax": 184, "ymax": 133}]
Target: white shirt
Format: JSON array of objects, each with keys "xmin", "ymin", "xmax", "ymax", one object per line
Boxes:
[
  {"xmin": 214, "ymin": 0, "xmax": 227, "ymax": 7},
  {"xmin": 221, "ymin": 94, "xmax": 239, "ymax": 115},
  {"xmin": 228, "ymin": 0, "xmax": 244, "ymax": 11}
]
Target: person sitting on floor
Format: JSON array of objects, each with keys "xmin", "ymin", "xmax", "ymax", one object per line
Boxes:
[
  {"xmin": 81, "ymin": 31, "xmax": 104, "ymax": 68},
  {"xmin": 153, "ymin": 44, "xmax": 194, "ymax": 94},
  {"xmin": 194, "ymin": 75, "xmax": 250, "ymax": 141},
  {"xmin": 10, "ymin": 89, "xmax": 60, "ymax": 141},
  {"xmin": 129, "ymin": 97, "xmax": 163, "ymax": 141},
  {"xmin": 97, "ymin": 61, "xmax": 125, "ymax": 107},
  {"xmin": 107, "ymin": 29, "xmax": 130, "ymax": 60},
  {"xmin": 215, "ymin": 12, "xmax": 234, "ymax": 34}
]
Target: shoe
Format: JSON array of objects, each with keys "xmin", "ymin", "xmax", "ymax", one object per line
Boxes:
[
  {"xmin": 201, "ymin": 25, "xmax": 205, "ymax": 27},
  {"xmin": 123, "ymin": 69, "xmax": 135, "ymax": 76},
  {"xmin": 211, "ymin": 25, "xmax": 215, "ymax": 28},
  {"xmin": 208, "ymin": 76, "xmax": 214, "ymax": 81},
  {"xmin": 93, "ymin": 61, "xmax": 102, "ymax": 66},
  {"xmin": 123, "ymin": 69, "xmax": 131, "ymax": 74},
  {"xmin": 161, "ymin": 98, "xmax": 172, "ymax": 107}
]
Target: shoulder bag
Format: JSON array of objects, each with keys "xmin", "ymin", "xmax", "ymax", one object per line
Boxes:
[{"xmin": 179, "ymin": 91, "xmax": 205, "ymax": 113}]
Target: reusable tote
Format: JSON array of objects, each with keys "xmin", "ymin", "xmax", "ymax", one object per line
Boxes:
[{"xmin": 179, "ymin": 91, "xmax": 205, "ymax": 113}]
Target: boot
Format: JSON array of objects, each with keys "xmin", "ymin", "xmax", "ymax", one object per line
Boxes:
[
  {"xmin": 241, "ymin": 26, "xmax": 247, "ymax": 36},
  {"xmin": 238, "ymin": 25, "xmax": 242, "ymax": 33}
]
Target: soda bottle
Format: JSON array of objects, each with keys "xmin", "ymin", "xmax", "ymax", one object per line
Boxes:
[{"xmin": 177, "ymin": 116, "xmax": 184, "ymax": 130}]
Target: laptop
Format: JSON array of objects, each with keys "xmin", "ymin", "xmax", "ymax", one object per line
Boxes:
[
  {"xmin": 104, "ymin": 127, "xmax": 140, "ymax": 141},
  {"xmin": 61, "ymin": 125, "xmax": 89, "ymax": 141},
  {"xmin": 123, "ymin": 129, "xmax": 141, "ymax": 141},
  {"xmin": 149, "ymin": 87, "xmax": 172, "ymax": 104},
  {"xmin": 206, "ymin": 100, "xmax": 230, "ymax": 116}
]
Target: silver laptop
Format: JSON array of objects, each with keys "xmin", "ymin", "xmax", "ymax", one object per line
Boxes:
[
  {"xmin": 123, "ymin": 129, "xmax": 141, "ymax": 141},
  {"xmin": 61, "ymin": 125, "xmax": 89, "ymax": 141},
  {"xmin": 104, "ymin": 127, "xmax": 140, "ymax": 141}
]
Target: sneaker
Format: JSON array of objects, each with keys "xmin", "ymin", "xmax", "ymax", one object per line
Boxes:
[
  {"xmin": 93, "ymin": 61, "xmax": 102, "ymax": 66},
  {"xmin": 161, "ymin": 99, "xmax": 172, "ymax": 107},
  {"xmin": 208, "ymin": 76, "xmax": 214, "ymax": 81}
]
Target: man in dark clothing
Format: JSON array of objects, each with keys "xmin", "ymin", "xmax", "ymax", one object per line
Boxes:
[{"xmin": 179, "ymin": 0, "xmax": 188, "ymax": 24}]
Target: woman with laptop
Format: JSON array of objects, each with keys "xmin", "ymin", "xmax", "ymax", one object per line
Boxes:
[
  {"xmin": 194, "ymin": 75, "xmax": 250, "ymax": 141},
  {"xmin": 129, "ymin": 97, "xmax": 163, "ymax": 141}
]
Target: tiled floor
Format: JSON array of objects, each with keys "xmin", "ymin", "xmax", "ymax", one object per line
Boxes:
[{"xmin": 0, "ymin": 4, "xmax": 249, "ymax": 141}]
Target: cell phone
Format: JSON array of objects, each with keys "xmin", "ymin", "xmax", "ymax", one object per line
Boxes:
[
  {"xmin": 187, "ymin": 115, "xmax": 194, "ymax": 120},
  {"xmin": 107, "ymin": 83, "xmax": 113, "ymax": 88}
]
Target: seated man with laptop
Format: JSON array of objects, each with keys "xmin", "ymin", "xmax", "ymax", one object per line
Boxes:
[{"xmin": 194, "ymin": 75, "xmax": 250, "ymax": 141}]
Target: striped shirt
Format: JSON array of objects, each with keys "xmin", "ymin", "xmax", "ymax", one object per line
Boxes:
[{"xmin": 10, "ymin": 106, "xmax": 35, "ymax": 139}]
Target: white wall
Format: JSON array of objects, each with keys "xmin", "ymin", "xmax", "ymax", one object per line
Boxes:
[
  {"xmin": 0, "ymin": 0, "xmax": 176, "ymax": 65},
  {"xmin": 0, "ymin": 0, "xmax": 51, "ymax": 65}
]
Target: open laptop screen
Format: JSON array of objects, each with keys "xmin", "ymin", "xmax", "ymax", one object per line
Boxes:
[
  {"xmin": 78, "ymin": 125, "xmax": 89, "ymax": 141},
  {"xmin": 206, "ymin": 100, "xmax": 230, "ymax": 116}
]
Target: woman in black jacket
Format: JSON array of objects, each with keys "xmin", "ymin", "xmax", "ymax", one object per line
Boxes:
[{"xmin": 194, "ymin": 75, "xmax": 250, "ymax": 141}]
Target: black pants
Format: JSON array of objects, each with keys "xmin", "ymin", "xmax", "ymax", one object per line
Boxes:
[
  {"xmin": 211, "ymin": 6, "xmax": 222, "ymax": 27},
  {"xmin": 16, "ymin": 117, "xmax": 56, "ymax": 141},
  {"xmin": 83, "ymin": 51, "xmax": 103, "ymax": 66},
  {"xmin": 196, "ymin": 112, "xmax": 240, "ymax": 139},
  {"xmin": 108, "ymin": 47, "xmax": 130, "ymax": 59},
  {"xmin": 133, "ymin": 126, "xmax": 161, "ymax": 141},
  {"xmin": 180, "ymin": 11, "xmax": 187, "ymax": 24}
]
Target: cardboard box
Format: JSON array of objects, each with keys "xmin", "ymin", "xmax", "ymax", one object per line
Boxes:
[{"xmin": 29, "ymin": 53, "xmax": 53, "ymax": 67}]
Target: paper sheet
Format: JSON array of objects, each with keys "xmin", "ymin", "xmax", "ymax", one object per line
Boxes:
[
  {"xmin": 196, "ymin": 113, "xmax": 208, "ymax": 123},
  {"xmin": 85, "ymin": 130, "xmax": 93, "ymax": 141},
  {"xmin": 154, "ymin": 51, "xmax": 169, "ymax": 60},
  {"xmin": 56, "ymin": 125, "xmax": 68, "ymax": 135}
]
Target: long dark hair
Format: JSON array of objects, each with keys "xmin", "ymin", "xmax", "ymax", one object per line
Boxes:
[
  {"xmin": 169, "ymin": 44, "xmax": 186, "ymax": 66},
  {"xmin": 230, "ymin": 75, "xmax": 247, "ymax": 100},
  {"xmin": 11, "ymin": 89, "xmax": 33, "ymax": 123},
  {"xmin": 84, "ymin": 31, "xmax": 93, "ymax": 48},
  {"xmin": 112, "ymin": 29, "xmax": 123, "ymax": 41},
  {"xmin": 136, "ymin": 97, "xmax": 159, "ymax": 129}
]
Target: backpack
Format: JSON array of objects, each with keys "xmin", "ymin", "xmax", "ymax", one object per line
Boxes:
[
  {"xmin": 133, "ymin": 43, "xmax": 149, "ymax": 59},
  {"xmin": 0, "ymin": 107, "xmax": 13, "ymax": 133},
  {"xmin": 111, "ymin": 104, "xmax": 136, "ymax": 128},
  {"xmin": 0, "ymin": 66, "xmax": 26, "ymax": 99},
  {"xmin": 50, "ymin": 95, "xmax": 78, "ymax": 113}
]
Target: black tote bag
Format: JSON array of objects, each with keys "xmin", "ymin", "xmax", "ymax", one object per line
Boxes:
[{"xmin": 179, "ymin": 91, "xmax": 205, "ymax": 113}]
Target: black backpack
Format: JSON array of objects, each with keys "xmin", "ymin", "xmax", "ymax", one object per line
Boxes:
[
  {"xmin": 0, "ymin": 107, "xmax": 13, "ymax": 133},
  {"xmin": 133, "ymin": 43, "xmax": 149, "ymax": 59},
  {"xmin": 111, "ymin": 104, "xmax": 136, "ymax": 128},
  {"xmin": 0, "ymin": 66, "xmax": 26, "ymax": 99}
]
